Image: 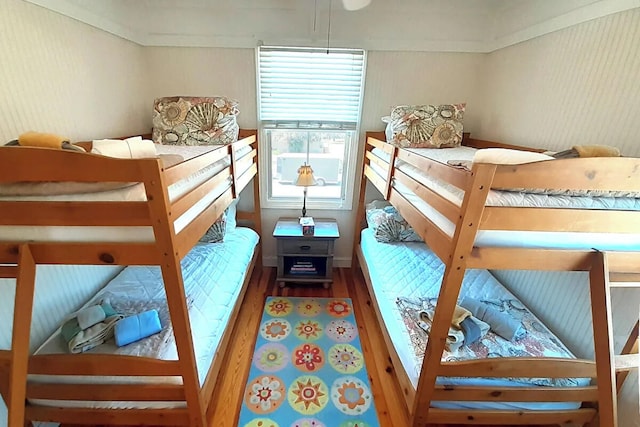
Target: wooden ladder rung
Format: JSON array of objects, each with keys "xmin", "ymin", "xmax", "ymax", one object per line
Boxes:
[
  {"xmin": 0, "ymin": 265, "xmax": 18, "ymax": 278},
  {"xmin": 609, "ymin": 272, "xmax": 640, "ymax": 287},
  {"xmin": 614, "ymin": 354, "xmax": 639, "ymax": 372}
]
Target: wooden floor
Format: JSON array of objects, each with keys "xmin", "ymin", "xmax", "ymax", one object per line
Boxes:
[{"xmin": 207, "ymin": 266, "xmax": 411, "ymax": 427}]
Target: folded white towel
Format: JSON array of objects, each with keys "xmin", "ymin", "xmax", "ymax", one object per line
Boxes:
[
  {"xmin": 91, "ymin": 137, "xmax": 157, "ymax": 159},
  {"xmin": 76, "ymin": 305, "xmax": 106, "ymax": 330},
  {"xmin": 68, "ymin": 314, "xmax": 124, "ymax": 354}
]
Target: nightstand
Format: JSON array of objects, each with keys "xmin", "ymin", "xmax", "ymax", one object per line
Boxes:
[{"xmin": 273, "ymin": 218, "xmax": 340, "ymax": 288}]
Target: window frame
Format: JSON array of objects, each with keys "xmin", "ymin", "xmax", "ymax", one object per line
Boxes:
[{"xmin": 256, "ymin": 46, "xmax": 367, "ymax": 211}]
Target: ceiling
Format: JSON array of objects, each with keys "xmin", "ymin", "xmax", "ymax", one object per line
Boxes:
[{"xmin": 25, "ymin": 0, "xmax": 637, "ymax": 52}]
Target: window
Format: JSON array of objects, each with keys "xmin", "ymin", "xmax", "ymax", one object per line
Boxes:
[{"xmin": 257, "ymin": 46, "xmax": 366, "ymax": 209}]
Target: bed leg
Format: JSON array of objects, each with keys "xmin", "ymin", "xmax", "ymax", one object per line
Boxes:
[{"xmin": 8, "ymin": 245, "xmax": 37, "ymax": 427}]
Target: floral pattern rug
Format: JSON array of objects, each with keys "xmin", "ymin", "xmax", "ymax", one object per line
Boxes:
[{"xmin": 237, "ymin": 297, "xmax": 380, "ymax": 427}]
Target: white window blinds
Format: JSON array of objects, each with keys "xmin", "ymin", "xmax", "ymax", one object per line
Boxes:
[{"xmin": 258, "ymin": 47, "xmax": 365, "ymax": 130}]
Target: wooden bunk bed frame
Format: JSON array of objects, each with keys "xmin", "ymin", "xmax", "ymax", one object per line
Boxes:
[
  {"xmin": 0, "ymin": 129, "xmax": 262, "ymax": 427},
  {"xmin": 354, "ymin": 131, "xmax": 640, "ymax": 427}
]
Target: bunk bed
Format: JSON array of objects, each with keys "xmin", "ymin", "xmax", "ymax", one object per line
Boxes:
[
  {"xmin": 354, "ymin": 131, "xmax": 640, "ymax": 427},
  {"xmin": 0, "ymin": 129, "xmax": 262, "ymax": 427}
]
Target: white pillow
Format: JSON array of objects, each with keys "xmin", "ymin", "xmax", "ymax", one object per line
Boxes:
[
  {"xmin": 91, "ymin": 136, "xmax": 157, "ymax": 159},
  {"xmin": 473, "ymin": 148, "xmax": 554, "ymax": 165},
  {"xmin": 226, "ymin": 198, "xmax": 238, "ymax": 231}
]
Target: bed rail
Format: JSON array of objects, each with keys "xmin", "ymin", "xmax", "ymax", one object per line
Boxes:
[
  {"xmin": 0, "ymin": 131, "xmax": 261, "ymax": 427},
  {"xmin": 356, "ymin": 133, "xmax": 640, "ymax": 427}
]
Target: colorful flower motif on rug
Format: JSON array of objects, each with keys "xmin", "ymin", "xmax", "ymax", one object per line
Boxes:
[{"xmin": 238, "ymin": 297, "xmax": 379, "ymax": 426}]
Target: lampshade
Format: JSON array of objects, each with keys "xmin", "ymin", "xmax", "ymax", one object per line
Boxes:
[{"xmin": 295, "ymin": 164, "xmax": 317, "ymax": 187}]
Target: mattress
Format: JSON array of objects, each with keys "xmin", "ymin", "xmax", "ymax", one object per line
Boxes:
[
  {"xmin": 29, "ymin": 226, "xmax": 259, "ymax": 410},
  {"xmin": 370, "ymin": 147, "xmax": 640, "ymax": 250},
  {"xmin": 0, "ymin": 144, "xmax": 252, "ymax": 242},
  {"xmin": 360, "ymin": 227, "xmax": 589, "ymax": 411}
]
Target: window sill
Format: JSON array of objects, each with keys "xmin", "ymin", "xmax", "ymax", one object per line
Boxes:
[{"xmin": 261, "ymin": 198, "xmax": 352, "ymax": 211}]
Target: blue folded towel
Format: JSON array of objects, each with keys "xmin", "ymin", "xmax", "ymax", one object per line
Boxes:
[
  {"xmin": 459, "ymin": 316, "xmax": 490, "ymax": 345},
  {"xmin": 460, "ymin": 297, "xmax": 525, "ymax": 341},
  {"xmin": 114, "ymin": 309, "xmax": 162, "ymax": 347}
]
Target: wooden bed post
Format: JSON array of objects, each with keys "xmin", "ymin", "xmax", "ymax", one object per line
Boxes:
[
  {"xmin": 142, "ymin": 161, "xmax": 207, "ymax": 427},
  {"xmin": 7, "ymin": 244, "xmax": 36, "ymax": 427},
  {"xmin": 353, "ymin": 134, "xmax": 372, "ymax": 269},
  {"xmin": 353, "ymin": 131, "xmax": 391, "ymax": 269},
  {"xmin": 412, "ymin": 164, "xmax": 496, "ymax": 426},
  {"xmin": 589, "ymin": 251, "xmax": 618, "ymax": 427}
]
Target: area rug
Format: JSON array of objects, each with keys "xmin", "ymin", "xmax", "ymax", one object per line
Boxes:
[{"xmin": 237, "ymin": 297, "xmax": 380, "ymax": 427}]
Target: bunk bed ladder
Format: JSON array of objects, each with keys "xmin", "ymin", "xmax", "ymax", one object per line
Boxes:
[
  {"xmin": 412, "ymin": 163, "xmax": 497, "ymax": 426},
  {"xmin": 589, "ymin": 251, "xmax": 618, "ymax": 427},
  {"xmin": 143, "ymin": 161, "xmax": 207, "ymax": 427},
  {"xmin": 1, "ymin": 244, "xmax": 37, "ymax": 427}
]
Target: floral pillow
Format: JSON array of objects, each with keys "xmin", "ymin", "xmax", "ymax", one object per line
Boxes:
[
  {"xmin": 383, "ymin": 103, "xmax": 465, "ymax": 149},
  {"xmin": 152, "ymin": 96, "xmax": 239, "ymax": 146},
  {"xmin": 365, "ymin": 200, "xmax": 422, "ymax": 243},
  {"xmin": 200, "ymin": 211, "xmax": 227, "ymax": 243}
]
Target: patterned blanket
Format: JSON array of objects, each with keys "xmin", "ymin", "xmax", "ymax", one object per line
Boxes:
[{"xmin": 396, "ymin": 296, "xmax": 587, "ymax": 388}]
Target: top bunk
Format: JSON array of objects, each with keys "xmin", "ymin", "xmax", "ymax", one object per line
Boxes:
[
  {"xmin": 361, "ymin": 131, "xmax": 640, "ymax": 273},
  {"xmin": 0, "ymin": 129, "xmax": 259, "ymax": 267}
]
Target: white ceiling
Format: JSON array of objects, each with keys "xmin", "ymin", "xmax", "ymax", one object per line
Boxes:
[{"xmin": 25, "ymin": 0, "xmax": 639, "ymax": 52}]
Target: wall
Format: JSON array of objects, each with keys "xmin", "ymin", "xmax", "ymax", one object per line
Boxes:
[
  {"xmin": 0, "ymin": 0, "xmax": 145, "ymax": 424},
  {"xmin": 0, "ymin": 0, "xmax": 149, "ymax": 142},
  {"xmin": 481, "ymin": 9, "xmax": 640, "ymax": 426},
  {"xmin": 477, "ymin": 7, "xmax": 640, "ymax": 156}
]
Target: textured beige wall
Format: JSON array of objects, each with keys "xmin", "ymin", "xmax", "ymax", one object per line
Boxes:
[
  {"xmin": 361, "ymin": 51, "xmax": 485, "ymax": 133},
  {"xmin": 485, "ymin": 9, "xmax": 640, "ymax": 426},
  {"xmin": 144, "ymin": 47, "xmax": 258, "ymax": 130},
  {"xmin": 477, "ymin": 8, "xmax": 640, "ymax": 156},
  {"xmin": 0, "ymin": 0, "xmax": 149, "ymax": 142},
  {"xmin": 0, "ymin": 1, "xmax": 138, "ymax": 424}
]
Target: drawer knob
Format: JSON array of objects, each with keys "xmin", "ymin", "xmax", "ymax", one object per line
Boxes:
[{"xmin": 300, "ymin": 245, "xmax": 311, "ymax": 251}]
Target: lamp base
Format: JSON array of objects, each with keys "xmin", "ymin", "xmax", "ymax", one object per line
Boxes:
[{"xmin": 299, "ymin": 216, "xmax": 315, "ymax": 235}]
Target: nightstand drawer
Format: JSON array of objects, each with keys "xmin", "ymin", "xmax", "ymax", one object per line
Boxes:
[{"xmin": 281, "ymin": 239, "xmax": 330, "ymax": 255}]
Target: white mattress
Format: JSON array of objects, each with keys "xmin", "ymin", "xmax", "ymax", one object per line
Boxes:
[
  {"xmin": 360, "ymin": 228, "xmax": 587, "ymax": 411},
  {"xmin": 0, "ymin": 144, "xmax": 251, "ymax": 242},
  {"xmin": 29, "ymin": 227, "xmax": 259, "ymax": 409},
  {"xmin": 370, "ymin": 147, "xmax": 640, "ymax": 250}
]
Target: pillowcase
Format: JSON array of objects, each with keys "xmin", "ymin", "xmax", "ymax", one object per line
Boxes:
[
  {"xmin": 472, "ymin": 148, "xmax": 554, "ymax": 164},
  {"xmin": 198, "ymin": 198, "xmax": 239, "ymax": 243},
  {"xmin": 91, "ymin": 137, "xmax": 157, "ymax": 159},
  {"xmin": 365, "ymin": 200, "xmax": 422, "ymax": 243},
  {"xmin": 200, "ymin": 211, "xmax": 227, "ymax": 243},
  {"xmin": 152, "ymin": 96, "xmax": 239, "ymax": 146},
  {"xmin": 226, "ymin": 198, "xmax": 238, "ymax": 231},
  {"xmin": 383, "ymin": 103, "xmax": 465, "ymax": 149}
]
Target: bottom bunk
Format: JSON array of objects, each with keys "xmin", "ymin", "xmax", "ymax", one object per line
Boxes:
[
  {"xmin": 357, "ymin": 224, "xmax": 600, "ymax": 424},
  {"xmin": 23, "ymin": 226, "xmax": 259, "ymax": 424}
]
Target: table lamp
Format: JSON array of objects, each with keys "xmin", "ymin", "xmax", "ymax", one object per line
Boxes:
[{"xmin": 295, "ymin": 163, "xmax": 317, "ymax": 218}]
